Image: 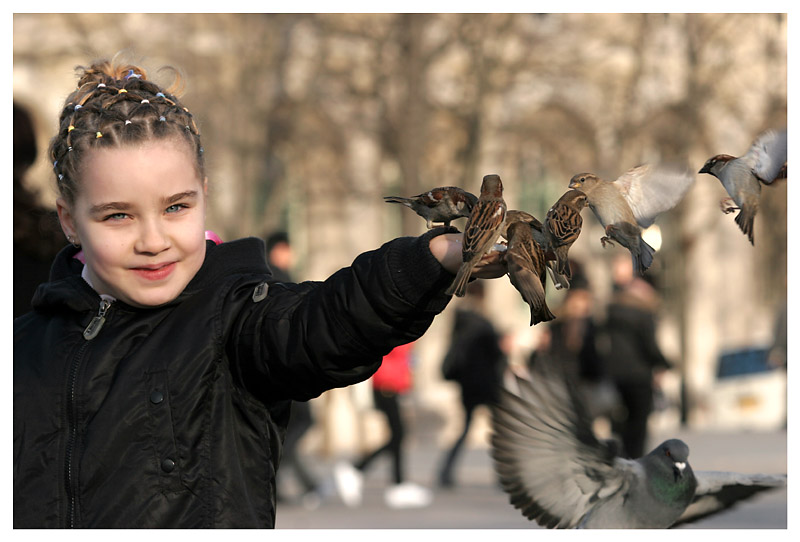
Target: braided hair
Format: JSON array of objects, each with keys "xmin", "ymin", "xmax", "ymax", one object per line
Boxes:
[{"xmin": 49, "ymin": 59, "xmax": 204, "ymax": 205}]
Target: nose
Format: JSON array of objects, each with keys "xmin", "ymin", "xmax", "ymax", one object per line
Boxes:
[{"xmin": 134, "ymin": 217, "xmax": 171, "ymax": 255}]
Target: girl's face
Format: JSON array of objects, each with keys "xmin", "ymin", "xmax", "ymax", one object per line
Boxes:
[{"xmin": 57, "ymin": 140, "xmax": 208, "ymax": 308}]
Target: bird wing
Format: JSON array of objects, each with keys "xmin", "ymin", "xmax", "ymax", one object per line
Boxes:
[
  {"xmin": 463, "ymin": 200, "xmax": 506, "ymax": 259},
  {"xmin": 545, "ymin": 203, "xmax": 583, "ymax": 247},
  {"xmin": 672, "ymin": 471, "xmax": 787, "ymax": 526},
  {"xmin": 742, "ymin": 129, "xmax": 787, "ymax": 184},
  {"xmin": 491, "ymin": 364, "xmax": 630, "ymax": 528},
  {"xmin": 613, "ymin": 164, "xmax": 696, "ymax": 228}
]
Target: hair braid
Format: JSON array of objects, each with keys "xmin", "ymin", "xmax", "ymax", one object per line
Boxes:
[{"xmin": 50, "ymin": 59, "xmax": 205, "ymax": 205}]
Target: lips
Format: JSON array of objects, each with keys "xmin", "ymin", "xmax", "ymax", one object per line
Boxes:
[{"xmin": 131, "ymin": 262, "xmax": 176, "ymax": 281}]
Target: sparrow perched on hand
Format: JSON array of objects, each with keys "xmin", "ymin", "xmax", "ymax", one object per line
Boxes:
[
  {"xmin": 384, "ymin": 186, "xmax": 478, "ymax": 229},
  {"xmin": 502, "ymin": 209, "xmax": 570, "ymax": 290},
  {"xmin": 504, "ymin": 219, "xmax": 556, "ymax": 326},
  {"xmin": 543, "ymin": 190, "xmax": 588, "ymax": 279},
  {"xmin": 446, "ymin": 174, "xmax": 507, "ymax": 297},
  {"xmin": 569, "ymin": 164, "xmax": 695, "ymax": 275},
  {"xmin": 699, "ymin": 129, "xmax": 787, "ymax": 244}
]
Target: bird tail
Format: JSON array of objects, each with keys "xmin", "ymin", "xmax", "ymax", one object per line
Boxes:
[
  {"xmin": 383, "ymin": 196, "xmax": 412, "ymax": 207},
  {"xmin": 734, "ymin": 205, "xmax": 756, "ymax": 245},
  {"xmin": 633, "ymin": 238, "xmax": 655, "ymax": 275},
  {"xmin": 445, "ymin": 263, "xmax": 472, "ymax": 297}
]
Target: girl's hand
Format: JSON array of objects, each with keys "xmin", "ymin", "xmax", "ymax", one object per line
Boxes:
[{"xmin": 429, "ymin": 232, "xmax": 507, "ymax": 280}]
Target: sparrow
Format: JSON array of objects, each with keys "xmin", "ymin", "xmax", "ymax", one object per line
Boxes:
[
  {"xmin": 543, "ymin": 190, "xmax": 588, "ymax": 279},
  {"xmin": 699, "ymin": 129, "xmax": 787, "ymax": 244},
  {"xmin": 502, "ymin": 209, "xmax": 570, "ymax": 290},
  {"xmin": 568, "ymin": 164, "xmax": 695, "ymax": 275},
  {"xmin": 383, "ymin": 186, "xmax": 478, "ymax": 228},
  {"xmin": 445, "ymin": 174, "xmax": 507, "ymax": 297},
  {"xmin": 504, "ymin": 219, "xmax": 556, "ymax": 326}
]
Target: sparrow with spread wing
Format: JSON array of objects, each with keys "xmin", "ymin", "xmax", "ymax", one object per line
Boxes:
[
  {"xmin": 568, "ymin": 164, "xmax": 695, "ymax": 274},
  {"xmin": 699, "ymin": 129, "xmax": 787, "ymax": 244}
]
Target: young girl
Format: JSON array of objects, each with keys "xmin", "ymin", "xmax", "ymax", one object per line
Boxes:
[{"xmin": 13, "ymin": 58, "xmax": 502, "ymax": 528}]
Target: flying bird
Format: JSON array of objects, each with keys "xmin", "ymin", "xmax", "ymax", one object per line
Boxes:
[
  {"xmin": 504, "ymin": 218, "xmax": 556, "ymax": 326},
  {"xmin": 491, "ymin": 360, "xmax": 787, "ymax": 528},
  {"xmin": 383, "ymin": 186, "xmax": 478, "ymax": 229},
  {"xmin": 543, "ymin": 190, "xmax": 588, "ymax": 279},
  {"xmin": 699, "ymin": 129, "xmax": 787, "ymax": 244},
  {"xmin": 446, "ymin": 175, "xmax": 507, "ymax": 297},
  {"xmin": 568, "ymin": 164, "xmax": 695, "ymax": 275}
]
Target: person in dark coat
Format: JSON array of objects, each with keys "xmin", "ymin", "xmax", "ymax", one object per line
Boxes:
[
  {"xmin": 597, "ymin": 255, "xmax": 671, "ymax": 459},
  {"xmin": 437, "ymin": 281, "xmax": 507, "ymax": 488},
  {"xmin": 13, "ymin": 57, "xmax": 506, "ymax": 528}
]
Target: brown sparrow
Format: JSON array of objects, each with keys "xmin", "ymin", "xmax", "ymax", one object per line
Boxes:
[
  {"xmin": 502, "ymin": 209, "xmax": 570, "ymax": 290},
  {"xmin": 569, "ymin": 164, "xmax": 695, "ymax": 274},
  {"xmin": 699, "ymin": 129, "xmax": 787, "ymax": 244},
  {"xmin": 446, "ymin": 174, "xmax": 507, "ymax": 297},
  {"xmin": 543, "ymin": 190, "xmax": 587, "ymax": 279},
  {"xmin": 384, "ymin": 186, "xmax": 478, "ymax": 229},
  {"xmin": 504, "ymin": 220, "xmax": 556, "ymax": 326}
]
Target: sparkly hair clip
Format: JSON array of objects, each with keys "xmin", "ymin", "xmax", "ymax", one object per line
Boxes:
[
  {"xmin": 159, "ymin": 116, "xmax": 166, "ymax": 122},
  {"xmin": 97, "ymin": 83, "xmax": 106, "ymax": 88},
  {"xmin": 125, "ymin": 69, "xmax": 142, "ymax": 80},
  {"xmin": 125, "ymin": 120, "xmax": 132, "ymax": 125},
  {"xmin": 96, "ymin": 131, "xmax": 103, "ymax": 139},
  {"xmin": 118, "ymin": 88, "xmax": 128, "ymax": 94},
  {"xmin": 68, "ymin": 125, "xmax": 75, "ymax": 132},
  {"xmin": 141, "ymin": 99, "xmax": 150, "ymax": 104},
  {"xmin": 155, "ymin": 92, "xmax": 165, "ymax": 98},
  {"xmin": 74, "ymin": 104, "xmax": 82, "ymax": 110}
]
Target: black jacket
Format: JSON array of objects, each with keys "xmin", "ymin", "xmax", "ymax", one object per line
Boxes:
[{"xmin": 14, "ymin": 231, "xmax": 454, "ymax": 528}]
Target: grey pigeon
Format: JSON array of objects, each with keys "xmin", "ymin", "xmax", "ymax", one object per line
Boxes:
[{"xmin": 491, "ymin": 361, "xmax": 786, "ymax": 528}]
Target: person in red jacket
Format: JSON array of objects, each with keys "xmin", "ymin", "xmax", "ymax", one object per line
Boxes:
[{"xmin": 334, "ymin": 343, "xmax": 433, "ymax": 509}]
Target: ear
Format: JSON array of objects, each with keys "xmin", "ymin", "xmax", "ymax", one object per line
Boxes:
[{"xmin": 56, "ymin": 197, "xmax": 79, "ymax": 244}]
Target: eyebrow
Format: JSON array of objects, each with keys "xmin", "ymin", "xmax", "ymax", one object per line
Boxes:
[{"xmin": 89, "ymin": 190, "xmax": 199, "ymax": 216}]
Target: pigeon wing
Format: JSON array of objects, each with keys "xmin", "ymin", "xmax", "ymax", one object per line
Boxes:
[
  {"xmin": 491, "ymin": 365, "xmax": 629, "ymax": 528},
  {"xmin": 743, "ymin": 129, "xmax": 787, "ymax": 184},
  {"xmin": 613, "ymin": 164, "xmax": 696, "ymax": 228},
  {"xmin": 672, "ymin": 471, "xmax": 787, "ymax": 526}
]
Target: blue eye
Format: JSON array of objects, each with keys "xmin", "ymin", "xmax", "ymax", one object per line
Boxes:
[
  {"xmin": 104, "ymin": 213, "xmax": 128, "ymax": 221},
  {"xmin": 166, "ymin": 204, "xmax": 187, "ymax": 213}
]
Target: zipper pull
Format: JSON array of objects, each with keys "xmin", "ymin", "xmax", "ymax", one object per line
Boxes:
[{"xmin": 83, "ymin": 299, "xmax": 112, "ymax": 340}]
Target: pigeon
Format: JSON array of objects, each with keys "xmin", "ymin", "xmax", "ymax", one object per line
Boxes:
[
  {"xmin": 383, "ymin": 186, "xmax": 478, "ymax": 229},
  {"xmin": 543, "ymin": 189, "xmax": 588, "ymax": 279},
  {"xmin": 568, "ymin": 164, "xmax": 695, "ymax": 275},
  {"xmin": 491, "ymin": 360, "xmax": 787, "ymax": 528},
  {"xmin": 504, "ymin": 218, "xmax": 556, "ymax": 326},
  {"xmin": 699, "ymin": 129, "xmax": 787, "ymax": 244},
  {"xmin": 446, "ymin": 174, "xmax": 507, "ymax": 297}
]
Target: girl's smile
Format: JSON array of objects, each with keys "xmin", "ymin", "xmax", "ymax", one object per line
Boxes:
[{"xmin": 57, "ymin": 139, "xmax": 208, "ymax": 308}]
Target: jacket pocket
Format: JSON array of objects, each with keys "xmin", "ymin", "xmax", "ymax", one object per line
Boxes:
[{"xmin": 145, "ymin": 370, "xmax": 186, "ymax": 494}]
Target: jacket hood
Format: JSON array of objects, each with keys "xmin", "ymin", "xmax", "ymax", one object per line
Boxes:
[{"xmin": 30, "ymin": 237, "xmax": 271, "ymax": 314}]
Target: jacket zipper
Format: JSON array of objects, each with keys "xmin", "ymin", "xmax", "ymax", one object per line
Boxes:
[{"xmin": 65, "ymin": 299, "xmax": 113, "ymax": 527}]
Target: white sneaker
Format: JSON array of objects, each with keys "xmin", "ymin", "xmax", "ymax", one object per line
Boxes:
[
  {"xmin": 333, "ymin": 461, "xmax": 363, "ymax": 508},
  {"xmin": 384, "ymin": 482, "xmax": 433, "ymax": 509}
]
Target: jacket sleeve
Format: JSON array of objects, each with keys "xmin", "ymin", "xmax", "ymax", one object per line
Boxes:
[{"xmin": 229, "ymin": 227, "xmax": 457, "ymax": 402}]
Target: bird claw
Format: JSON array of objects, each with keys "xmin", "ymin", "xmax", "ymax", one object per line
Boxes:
[
  {"xmin": 720, "ymin": 198, "xmax": 739, "ymax": 214},
  {"xmin": 600, "ymin": 236, "xmax": 614, "ymax": 248}
]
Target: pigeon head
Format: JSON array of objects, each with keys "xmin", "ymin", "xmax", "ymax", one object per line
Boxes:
[{"xmin": 649, "ymin": 439, "xmax": 692, "ymax": 481}]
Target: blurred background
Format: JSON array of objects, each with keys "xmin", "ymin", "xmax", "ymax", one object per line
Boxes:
[{"xmin": 13, "ymin": 13, "xmax": 787, "ymax": 515}]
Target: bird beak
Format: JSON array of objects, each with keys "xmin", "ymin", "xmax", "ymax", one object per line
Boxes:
[
  {"xmin": 698, "ymin": 164, "xmax": 710, "ymax": 174},
  {"xmin": 568, "ymin": 181, "xmax": 580, "ymax": 189},
  {"xmin": 673, "ymin": 461, "xmax": 686, "ymax": 480}
]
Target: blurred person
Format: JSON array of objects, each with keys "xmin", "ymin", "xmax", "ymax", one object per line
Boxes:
[
  {"xmin": 597, "ymin": 254, "xmax": 671, "ymax": 458},
  {"xmin": 527, "ymin": 268, "xmax": 612, "ymax": 420},
  {"xmin": 437, "ymin": 281, "xmax": 507, "ymax": 488},
  {"xmin": 266, "ymin": 231, "xmax": 323, "ymax": 509},
  {"xmin": 334, "ymin": 342, "xmax": 433, "ymax": 509},
  {"xmin": 13, "ymin": 102, "xmax": 65, "ymax": 318},
  {"xmin": 14, "ymin": 57, "xmax": 507, "ymax": 528}
]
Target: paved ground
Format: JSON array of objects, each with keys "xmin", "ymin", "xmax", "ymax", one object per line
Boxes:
[{"xmin": 274, "ymin": 427, "xmax": 787, "ymax": 529}]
